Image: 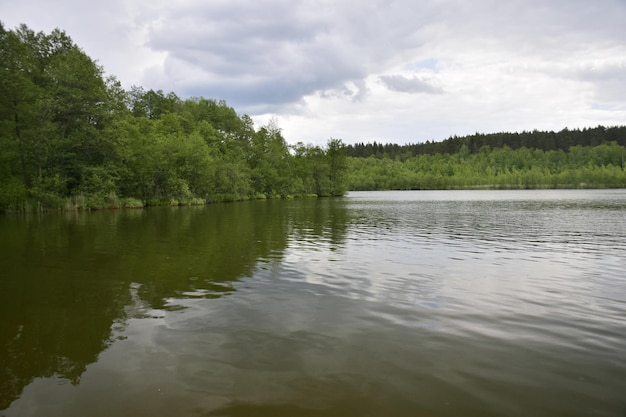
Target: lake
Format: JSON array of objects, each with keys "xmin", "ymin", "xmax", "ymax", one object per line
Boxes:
[{"xmin": 1, "ymin": 189, "xmax": 625, "ymax": 417}]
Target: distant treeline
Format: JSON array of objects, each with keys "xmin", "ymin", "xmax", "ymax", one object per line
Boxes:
[
  {"xmin": 346, "ymin": 126, "xmax": 626, "ymax": 159},
  {"xmin": 345, "ymin": 126, "xmax": 626, "ymax": 190},
  {"xmin": 0, "ymin": 24, "xmax": 348, "ymax": 212},
  {"xmin": 346, "ymin": 141, "xmax": 626, "ymax": 190}
]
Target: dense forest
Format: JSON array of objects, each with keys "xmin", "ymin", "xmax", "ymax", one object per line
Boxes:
[
  {"xmin": 346, "ymin": 126, "xmax": 626, "ymax": 159},
  {"xmin": 0, "ymin": 24, "xmax": 348, "ymax": 212},
  {"xmin": 1, "ymin": 24, "xmax": 625, "ymax": 212},
  {"xmin": 346, "ymin": 141, "xmax": 626, "ymax": 190}
]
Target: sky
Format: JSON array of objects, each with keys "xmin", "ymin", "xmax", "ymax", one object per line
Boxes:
[{"xmin": 1, "ymin": 0, "xmax": 626, "ymax": 146}]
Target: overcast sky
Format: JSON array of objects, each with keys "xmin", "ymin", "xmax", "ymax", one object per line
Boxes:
[{"xmin": 2, "ymin": 0, "xmax": 625, "ymax": 146}]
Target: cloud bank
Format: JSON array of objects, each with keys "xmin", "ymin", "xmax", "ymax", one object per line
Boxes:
[{"xmin": 2, "ymin": 0, "xmax": 625, "ymax": 144}]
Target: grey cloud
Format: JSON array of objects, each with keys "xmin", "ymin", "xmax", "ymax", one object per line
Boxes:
[
  {"xmin": 5, "ymin": 0, "xmax": 625, "ymax": 119},
  {"xmin": 349, "ymin": 80, "xmax": 368, "ymax": 102},
  {"xmin": 576, "ymin": 62, "xmax": 626, "ymax": 107},
  {"xmin": 379, "ymin": 75, "xmax": 443, "ymax": 94},
  {"xmin": 141, "ymin": 0, "xmax": 438, "ymax": 109},
  {"xmin": 141, "ymin": 0, "xmax": 625, "ymax": 110},
  {"xmin": 438, "ymin": 0, "xmax": 626, "ymax": 50}
]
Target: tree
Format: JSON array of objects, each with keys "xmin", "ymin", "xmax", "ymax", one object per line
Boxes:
[{"xmin": 326, "ymin": 138, "xmax": 348, "ymax": 196}]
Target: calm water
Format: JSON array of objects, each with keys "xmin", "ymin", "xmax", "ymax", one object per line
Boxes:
[{"xmin": 1, "ymin": 190, "xmax": 625, "ymax": 417}]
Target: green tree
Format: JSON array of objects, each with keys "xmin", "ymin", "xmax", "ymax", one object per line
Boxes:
[{"xmin": 326, "ymin": 138, "xmax": 348, "ymax": 196}]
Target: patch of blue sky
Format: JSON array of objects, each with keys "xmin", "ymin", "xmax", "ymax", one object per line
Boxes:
[{"xmin": 404, "ymin": 59, "xmax": 439, "ymax": 72}]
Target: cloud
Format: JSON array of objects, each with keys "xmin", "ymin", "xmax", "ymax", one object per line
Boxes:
[
  {"xmin": 575, "ymin": 59, "xmax": 626, "ymax": 108},
  {"xmin": 1, "ymin": 0, "xmax": 626, "ymax": 145},
  {"xmin": 379, "ymin": 75, "xmax": 443, "ymax": 94},
  {"xmin": 137, "ymin": 0, "xmax": 439, "ymax": 111}
]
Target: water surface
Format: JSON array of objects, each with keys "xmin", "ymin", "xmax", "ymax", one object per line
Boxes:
[{"xmin": 1, "ymin": 190, "xmax": 625, "ymax": 416}]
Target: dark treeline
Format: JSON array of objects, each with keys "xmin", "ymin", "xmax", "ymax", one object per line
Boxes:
[
  {"xmin": 0, "ymin": 24, "xmax": 347, "ymax": 212},
  {"xmin": 346, "ymin": 126, "xmax": 626, "ymax": 159}
]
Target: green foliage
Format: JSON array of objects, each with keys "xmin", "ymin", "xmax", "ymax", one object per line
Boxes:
[
  {"xmin": 0, "ymin": 176, "xmax": 27, "ymax": 211},
  {"xmin": 288, "ymin": 139, "xmax": 348, "ymax": 197},
  {"xmin": 0, "ymin": 24, "xmax": 348, "ymax": 212},
  {"xmin": 347, "ymin": 142, "xmax": 626, "ymax": 190}
]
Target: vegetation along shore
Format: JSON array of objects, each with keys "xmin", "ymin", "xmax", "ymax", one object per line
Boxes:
[{"xmin": 1, "ymin": 24, "xmax": 625, "ymax": 212}]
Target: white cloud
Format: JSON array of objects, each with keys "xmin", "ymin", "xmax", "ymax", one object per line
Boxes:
[{"xmin": 2, "ymin": 0, "xmax": 625, "ymax": 146}]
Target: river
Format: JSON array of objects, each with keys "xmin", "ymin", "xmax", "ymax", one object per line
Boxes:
[{"xmin": 1, "ymin": 189, "xmax": 625, "ymax": 416}]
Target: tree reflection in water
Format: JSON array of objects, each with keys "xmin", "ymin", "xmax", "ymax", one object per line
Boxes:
[{"xmin": 0, "ymin": 198, "xmax": 349, "ymax": 411}]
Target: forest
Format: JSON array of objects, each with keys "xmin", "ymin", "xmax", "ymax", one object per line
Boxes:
[
  {"xmin": 345, "ymin": 125, "xmax": 626, "ymax": 158},
  {"xmin": 1, "ymin": 24, "xmax": 625, "ymax": 212},
  {"xmin": 0, "ymin": 24, "xmax": 347, "ymax": 212},
  {"xmin": 346, "ymin": 141, "xmax": 626, "ymax": 190}
]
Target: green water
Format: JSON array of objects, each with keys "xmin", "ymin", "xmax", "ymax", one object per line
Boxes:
[{"xmin": 1, "ymin": 190, "xmax": 625, "ymax": 416}]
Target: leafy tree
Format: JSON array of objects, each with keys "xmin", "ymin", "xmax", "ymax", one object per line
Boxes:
[{"xmin": 326, "ymin": 138, "xmax": 348, "ymax": 196}]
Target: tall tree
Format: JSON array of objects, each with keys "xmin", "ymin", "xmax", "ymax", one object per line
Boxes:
[{"xmin": 326, "ymin": 138, "xmax": 348, "ymax": 196}]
